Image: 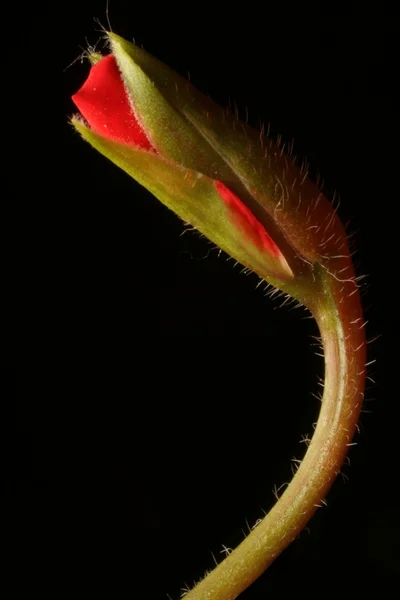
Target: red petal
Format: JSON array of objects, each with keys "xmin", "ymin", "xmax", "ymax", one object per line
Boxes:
[
  {"xmin": 215, "ymin": 181, "xmax": 283, "ymax": 257},
  {"xmin": 72, "ymin": 54, "xmax": 154, "ymax": 150}
]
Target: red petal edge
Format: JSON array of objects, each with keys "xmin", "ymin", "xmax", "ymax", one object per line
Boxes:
[
  {"xmin": 72, "ymin": 54, "xmax": 154, "ymax": 151},
  {"xmin": 215, "ymin": 181, "xmax": 283, "ymax": 258}
]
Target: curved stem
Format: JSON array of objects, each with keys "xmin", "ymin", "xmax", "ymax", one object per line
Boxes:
[{"xmin": 184, "ymin": 265, "xmax": 366, "ymax": 600}]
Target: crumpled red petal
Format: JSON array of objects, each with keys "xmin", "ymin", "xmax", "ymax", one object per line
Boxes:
[{"xmin": 72, "ymin": 54, "xmax": 154, "ymax": 150}]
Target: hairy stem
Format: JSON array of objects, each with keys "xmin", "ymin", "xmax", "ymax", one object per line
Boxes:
[{"xmin": 184, "ymin": 264, "xmax": 366, "ymax": 600}]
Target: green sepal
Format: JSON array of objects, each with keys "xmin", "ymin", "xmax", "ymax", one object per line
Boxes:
[
  {"xmin": 88, "ymin": 52, "xmax": 103, "ymax": 65},
  {"xmin": 72, "ymin": 118, "xmax": 294, "ymax": 285},
  {"xmin": 109, "ymin": 34, "xmax": 231, "ymax": 181},
  {"xmin": 108, "ymin": 33, "xmax": 337, "ymax": 264}
]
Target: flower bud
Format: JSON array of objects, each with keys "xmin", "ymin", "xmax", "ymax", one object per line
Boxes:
[{"xmin": 71, "ymin": 33, "xmax": 346, "ymax": 297}]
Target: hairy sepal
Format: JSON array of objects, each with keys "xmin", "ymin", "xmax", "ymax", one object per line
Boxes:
[{"xmin": 72, "ymin": 118, "xmax": 294, "ymax": 286}]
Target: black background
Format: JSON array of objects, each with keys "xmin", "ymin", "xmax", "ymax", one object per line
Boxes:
[{"xmin": 8, "ymin": 1, "xmax": 398, "ymax": 598}]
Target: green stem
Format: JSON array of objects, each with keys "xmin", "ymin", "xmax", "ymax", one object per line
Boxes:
[{"xmin": 184, "ymin": 265, "xmax": 366, "ymax": 600}]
